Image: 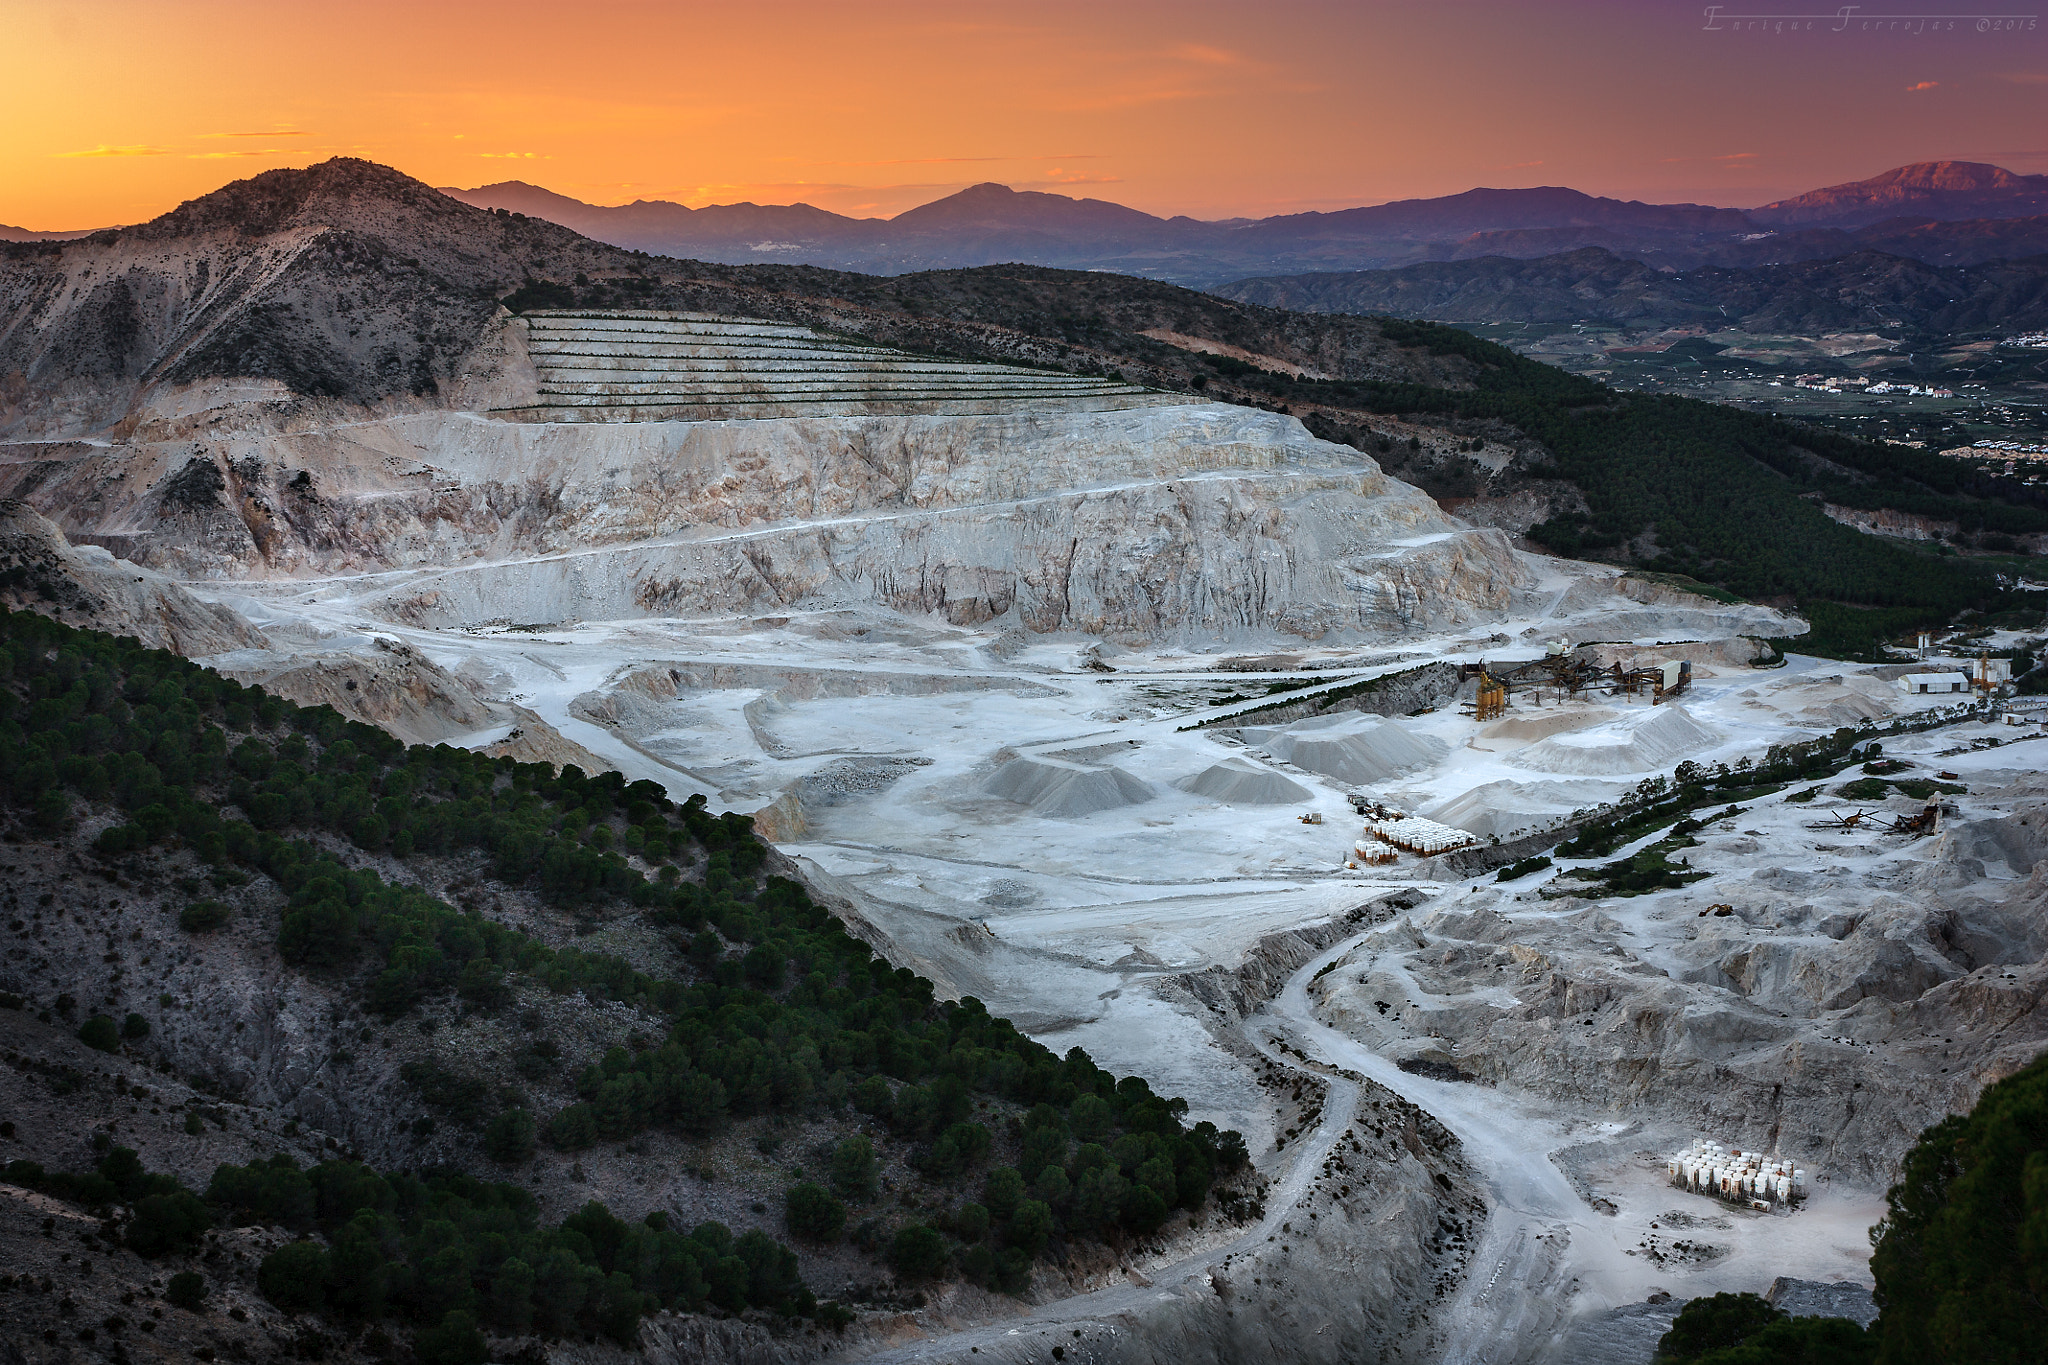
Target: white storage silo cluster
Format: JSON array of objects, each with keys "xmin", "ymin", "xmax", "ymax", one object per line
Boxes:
[
  {"xmin": 1361, "ymin": 812, "xmax": 1475, "ymax": 856},
  {"xmin": 1667, "ymin": 1139, "xmax": 1808, "ymax": 1210}
]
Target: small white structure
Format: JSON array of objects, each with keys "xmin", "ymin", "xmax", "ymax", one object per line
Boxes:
[{"xmin": 1896, "ymin": 672, "xmax": 1968, "ymax": 696}]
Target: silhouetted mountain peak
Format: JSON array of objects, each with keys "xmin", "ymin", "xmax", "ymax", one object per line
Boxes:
[
  {"xmin": 890, "ymin": 182, "xmax": 1170, "ymax": 234},
  {"xmin": 141, "ymin": 158, "xmax": 465, "ymax": 237}
]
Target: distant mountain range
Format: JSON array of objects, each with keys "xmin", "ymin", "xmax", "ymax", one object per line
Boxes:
[
  {"xmin": 435, "ymin": 161, "xmax": 2048, "ymax": 285},
  {"xmin": 0, "ymin": 223, "xmax": 99, "ymax": 242},
  {"xmin": 1213, "ymin": 245, "xmax": 2048, "ymax": 337}
]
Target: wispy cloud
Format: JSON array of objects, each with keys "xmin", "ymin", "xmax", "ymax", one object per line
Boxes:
[
  {"xmin": 480, "ymin": 151, "xmax": 545, "ymax": 159},
  {"xmin": 1906, "ymin": 80, "xmax": 1940, "ymax": 92},
  {"xmin": 189, "ymin": 148, "xmax": 299, "ymax": 159},
  {"xmin": 1048, "ymin": 40, "xmax": 1278, "ymax": 113},
  {"xmin": 1169, "ymin": 43, "xmax": 1248, "ymax": 67},
  {"xmin": 1660, "ymin": 152, "xmax": 1760, "ymax": 165},
  {"xmin": 1998, "ymin": 71, "xmax": 2048, "ymax": 84},
  {"xmin": 841, "ymin": 156, "xmax": 1007, "ymax": 167},
  {"xmin": 1018, "ymin": 174, "xmax": 1123, "ymax": 189},
  {"xmin": 200, "ymin": 129, "xmax": 308, "ymax": 139},
  {"xmin": 56, "ymin": 144, "xmax": 167, "ymax": 158},
  {"xmin": 826, "ymin": 152, "xmax": 1105, "ymax": 169}
]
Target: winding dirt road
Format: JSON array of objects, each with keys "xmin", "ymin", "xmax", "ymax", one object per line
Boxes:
[{"xmin": 849, "ymin": 893, "xmax": 1625, "ymax": 1365}]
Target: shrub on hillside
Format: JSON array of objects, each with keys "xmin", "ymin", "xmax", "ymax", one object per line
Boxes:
[
  {"xmin": 830, "ymin": 1136, "xmax": 878, "ymax": 1201},
  {"xmin": 77, "ymin": 1014, "xmax": 119, "ymax": 1052},
  {"xmin": 164, "ymin": 1271, "xmax": 207, "ymax": 1312},
  {"xmin": 415, "ymin": 1310, "xmax": 488, "ymax": 1365},
  {"xmin": 178, "ymin": 899, "xmax": 231, "ymax": 932},
  {"xmin": 258, "ymin": 1240, "xmax": 330, "ymax": 1313},
  {"xmin": 888, "ymin": 1224, "xmax": 949, "ymax": 1279},
  {"xmin": 483, "ymin": 1107, "xmax": 536, "ymax": 1164},
  {"xmin": 784, "ymin": 1182, "xmax": 846, "ymax": 1242}
]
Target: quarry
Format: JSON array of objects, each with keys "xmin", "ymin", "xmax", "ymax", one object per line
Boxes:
[{"xmin": 3, "ymin": 294, "xmax": 2043, "ymax": 1364}]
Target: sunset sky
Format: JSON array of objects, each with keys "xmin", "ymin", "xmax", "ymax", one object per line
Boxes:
[{"xmin": 4, "ymin": 0, "xmax": 2045, "ymax": 230}]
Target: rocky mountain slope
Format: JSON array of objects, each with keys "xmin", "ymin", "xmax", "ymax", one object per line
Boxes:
[
  {"xmin": 0, "ymin": 499, "xmax": 260, "ymax": 655},
  {"xmin": 0, "ymin": 159, "xmax": 631, "ymax": 434}
]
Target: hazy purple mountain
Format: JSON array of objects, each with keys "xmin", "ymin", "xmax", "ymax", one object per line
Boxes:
[
  {"xmin": 439, "ymin": 162, "xmax": 2048, "ymax": 285},
  {"xmin": 1750, "ymin": 161, "xmax": 2048, "ymax": 229}
]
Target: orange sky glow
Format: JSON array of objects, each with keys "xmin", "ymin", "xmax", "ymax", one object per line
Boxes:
[{"xmin": 3, "ymin": 0, "xmax": 2044, "ymax": 230}]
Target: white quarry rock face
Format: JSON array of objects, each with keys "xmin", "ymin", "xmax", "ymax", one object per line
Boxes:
[
  {"xmin": 1426, "ymin": 776, "xmax": 1621, "ymax": 840},
  {"xmin": 0, "ymin": 402, "xmax": 1543, "ymax": 644},
  {"xmin": 511, "ymin": 310, "xmax": 1171, "ymax": 421}
]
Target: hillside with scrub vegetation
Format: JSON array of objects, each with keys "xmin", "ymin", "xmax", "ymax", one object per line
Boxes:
[{"xmin": 0, "ymin": 606, "xmax": 1252, "ymax": 1363}]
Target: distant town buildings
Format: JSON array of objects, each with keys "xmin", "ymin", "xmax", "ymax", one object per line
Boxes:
[
  {"xmin": 1790, "ymin": 374, "xmax": 1952, "ymax": 397},
  {"xmin": 1942, "ymin": 440, "xmax": 2048, "ymax": 465}
]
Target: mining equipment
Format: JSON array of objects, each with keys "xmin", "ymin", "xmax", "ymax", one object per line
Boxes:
[
  {"xmin": 1889, "ymin": 804, "xmax": 1942, "ymax": 837},
  {"xmin": 1807, "ymin": 809, "xmax": 1875, "ymax": 832},
  {"xmin": 1469, "ymin": 671, "xmax": 1508, "ymax": 721},
  {"xmin": 1460, "ymin": 649, "xmax": 1688, "ymax": 710}
]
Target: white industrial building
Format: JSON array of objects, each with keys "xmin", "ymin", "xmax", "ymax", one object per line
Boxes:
[{"xmin": 1895, "ymin": 672, "xmax": 1968, "ymax": 695}]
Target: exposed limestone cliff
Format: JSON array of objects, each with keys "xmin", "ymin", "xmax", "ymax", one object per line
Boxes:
[
  {"xmin": 0, "ymin": 401, "xmax": 1553, "ymax": 644},
  {"xmin": 0, "ymin": 498, "xmax": 264, "ymax": 654}
]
